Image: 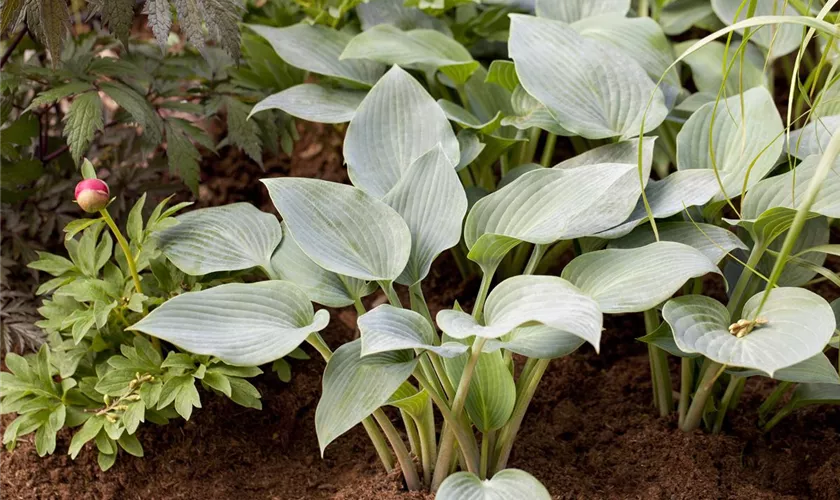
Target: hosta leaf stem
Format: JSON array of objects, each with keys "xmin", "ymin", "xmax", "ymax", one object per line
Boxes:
[{"xmin": 682, "ymin": 362, "xmax": 726, "ymax": 431}]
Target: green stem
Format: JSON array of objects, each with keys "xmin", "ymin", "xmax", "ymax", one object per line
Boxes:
[
  {"xmin": 431, "ymin": 337, "xmax": 487, "ymax": 491},
  {"xmin": 353, "ymin": 297, "xmax": 366, "ymax": 317},
  {"xmin": 491, "ymin": 358, "xmax": 550, "ymax": 474},
  {"xmin": 373, "ymin": 410, "xmax": 422, "ymax": 491},
  {"xmin": 678, "ymin": 357, "xmax": 694, "ymax": 428},
  {"xmin": 522, "ymin": 244, "xmax": 547, "ymax": 276},
  {"xmin": 402, "ymin": 409, "xmax": 421, "ymax": 457},
  {"xmin": 521, "ymin": 128, "xmax": 541, "ymax": 165},
  {"xmin": 379, "ymin": 281, "xmax": 403, "ymax": 308},
  {"xmin": 456, "ymin": 83, "xmax": 470, "ymax": 111},
  {"xmin": 306, "ymin": 333, "xmax": 395, "ymax": 472},
  {"xmin": 417, "ymin": 403, "xmax": 436, "ymax": 486},
  {"xmin": 472, "ymin": 272, "xmax": 493, "ymax": 324},
  {"xmin": 409, "ymin": 283, "xmax": 456, "ymax": 400},
  {"xmin": 100, "ymin": 209, "xmax": 143, "ymax": 295},
  {"xmin": 758, "ymin": 381, "xmax": 793, "ymax": 424},
  {"xmin": 479, "ymin": 432, "xmax": 491, "ymax": 480},
  {"xmin": 727, "ymin": 245, "xmax": 766, "ymax": 318},
  {"xmin": 712, "ymin": 376, "xmax": 741, "ymax": 434},
  {"xmin": 681, "ymin": 362, "xmax": 726, "ymax": 432},
  {"xmin": 762, "ymin": 403, "xmax": 794, "ymax": 432},
  {"xmin": 645, "ymin": 309, "xmax": 673, "ymax": 416},
  {"xmin": 539, "ymin": 133, "xmax": 557, "ymax": 167}
]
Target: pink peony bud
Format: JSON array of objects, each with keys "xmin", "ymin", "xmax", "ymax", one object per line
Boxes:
[{"xmin": 75, "ymin": 179, "xmax": 110, "ymax": 213}]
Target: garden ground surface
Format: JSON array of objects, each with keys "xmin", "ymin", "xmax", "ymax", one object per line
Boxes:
[{"xmin": 2, "ymin": 124, "xmax": 839, "ymax": 500}]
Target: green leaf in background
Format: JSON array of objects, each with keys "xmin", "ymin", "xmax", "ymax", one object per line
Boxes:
[
  {"xmin": 383, "ymin": 145, "xmax": 468, "ymax": 285},
  {"xmin": 247, "ymin": 24, "xmax": 385, "ymax": 87},
  {"xmin": 663, "ymin": 288, "xmax": 836, "ymax": 376},
  {"xmin": 342, "ymin": 25, "xmax": 478, "ymax": 84},
  {"xmin": 711, "ymin": 0, "xmax": 803, "ymax": 58},
  {"xmin": 129, "ymin": 282, "xmax": 330, "ymax": 366},
  {"xmin": 268, "ymin": 222, "xmax": 376, "ymax": 308},
  {"xmin": 315, "ymin": 339, "xmax": 417, "ymax": 455},
  {"xmin": 562, "ymin": 242, "xmax": 721, "ymax": 313},
  {"xmin": 437, "ymin": 275, "xmax": 602, "ymax": 351},
  {"xmin": 359, "ymin": 304, "xmax": 467, "ymax": 358},
  {"xmin": 742, "ymin": 154, "xmax": 840, "ymax": 220},
  {"xmin": 444, "ymin": 346, "xmax": 514, "ymax": 432},
  {"xmin": 675, "ymin": 40, "xmax": 766, "ymax": 95},
  {"xmin": 343, "ymin": 65, "xmax": 459, "ymax": 197},
  {"xmin": 676, "ymin": 87, "xmax": 783, "ymax": 203},
  {"xmin": 164, "ymin": 120, "xmax": 202, "ymax": 194},
  {"xmin": 357, "ymin": 0, "xmax": 451, "ymax": 33},
  {"xmin": 788, "ymin": 383, "xmax": 840, "ymax": 410},
  {"xmin": 249, "ymin": 84, "xmax": 366, "ymax": 124},
  {"xmin": 99, "ymin": 81, "xmax": 163, "ymax": 144},
  {"xmin": 660, "ymin": 0, "xmax": 716, "ymax": 35},
  {"xmin": 437, "ymin": 469, "xmax": 551, "ymax": 500},
  {"xmin": 610, "ymin": 222, "xmax": 747, "ymax": 265},
  {"xmin": 786, "ymin": 115, "xmax": 840, "ymax": 159},
  {"xmin": 728, "ymin": 353, "xmax": 840, "ymax": 385},
  {"xmin": 757, "ymin": 217, "xmax": 829, "ymax": 287},
  {"xmin": 156, "ymin": 203, "xmax": 283, "ymax": 276},
  {"xmin": 535, "ymin": 0, "xmax": 629, "ymax": 23},
  {"xmin": 262, "ymin": 178, "xmax": 411, "ymax": 282},
  {"xmin": 64, "ymin": 92, "xmax": 104, "ymax": 164},
  {"xmin": 509, "ymin": 14, "xmax": 667, "ymax": 140}
]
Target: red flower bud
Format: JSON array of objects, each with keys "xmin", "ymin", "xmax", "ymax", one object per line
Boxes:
[{"xmin": 75, "ymin": 179, "xmax": 110, "ymax": 213}]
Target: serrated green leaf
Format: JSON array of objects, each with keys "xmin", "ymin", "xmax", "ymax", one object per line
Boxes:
[
  {"xmin": 64, "ymin": 92, "xmax": 104, "ymax": 164},
  {"xmin": 28, "ymin": 81, "xmax": 93, "ymax": 110},
  {"xmin": 100, "ymin": 81, "xmax": 163, "ymax": 144}
]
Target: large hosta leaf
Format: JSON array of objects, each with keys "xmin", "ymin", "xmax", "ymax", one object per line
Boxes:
[
  {"xmin": 262, "ymin": 178, "xmax": 411, "ymax": 282},
  {"xmin": 129, "ymin": 282, "xmax": 329, "ymax": 366},
  {"xmin": 756, "ymin": 217, "xmax": 829, "ymax": 287},
  {"xmin": 484, "ymin": 325, "xmax": 586, "ymax": 359},
  {"xmin": 444, "ymin": 347, "xmax": 515, "ymax": 432},
  {"xmin": 595, "ymin": 169, "xmax": 722, "ymax": 239},
  {"xmin": 156, "ymin": 203, "xmax": 282, "ymax": 276},
  {"xmin": 729, "ymin": 353, "xmax": 840, "ymax": 385},
  {"xmin": 786, "ymin": 116, "xmax": 840, "ymax": 159},
  {"xmin": 562, "ymin": 242, "xmax": 720, "ymax": 313},
  {"xmin": 357, "ymin": 0, "xmax": 450, "ymax": 33},
  {"xmin": 610, "ymin": 222, "xmax": 747, "ymax": 264},
  {"xmin": 662, "ymin": 288, "xmax": 836, "ymax": 375},
  {"xmin": 344, "ymin": 65, "xmax": 459, "ymax": 197},
  {"xmin": 676, "ymin": 87, "xmax": 783, "ymax": 202},
  {"xmin": 573, "ymin": 16, "xmax": 680, "ymax": 95},
  {"xmin": 535, "ymin": 0, "xmax": 629, "ymax": 23},
  {"xmin": 675, "ymin": 40, "xmax": 766, "ymax": 95},
  {"xmin": 383, "ymin": 146, "xmax": 468, "ymax": 286},
  {"xmin": 437, "ymin": 469, "xmax": 551, "ymax": 500},
  {"xmin": 315, "ymin": 339, "xmax": 417, "ymax": 454},
  {"xmin": 711, "ymin": 0, "xmax": 803, "ymax": 59},
  {"xmin": 359, "ymin": 305, "xmax": 467, "ymax": 358},
  {"xmin": 509, "ymin": 14, "xmax": 667, "ymax": 139},
  {"xmin": 436, "ymin": 275, "xmax": 602, "ymax": 351},
  {"xmin": 268, "ymin": 222, "xmax": 375, "ymax": 308},
  {"xmin": 247, "ymin": 24, "xmax": 384, "ymax": 86},
  {"xmin": 341, "ymin": 25, "xmax": 478, "ymax": 84},
  {"xmin": 249, "ymin": 84, "xmax": 365, "ymax": 124},
  {"xmin": 464, "ymin": 140, "xmax": 653, "ymax": 271},
  {"xmin": 741, "ymin": 154, "xmax": 840, "ymax": 219}
]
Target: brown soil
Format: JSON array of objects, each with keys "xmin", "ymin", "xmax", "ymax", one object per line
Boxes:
[{"xmin": 3, "ymin": 123, "xmax": 840, "ymax": 499}]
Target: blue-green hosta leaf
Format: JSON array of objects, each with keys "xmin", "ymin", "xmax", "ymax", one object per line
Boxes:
[
  {"xmin": 387, "ymin": 383, "xmax": 431, "ymax": 421},
  {"xmin": 247, "ymin": 24, "xmax": 385, "ymax": 86},
  {"xmin": 711, "ymin": 0, "xmax": 803, "ymax": 59},
  {"xmin": 662, "ymin": 288, "xmax": 836, "ymax": 376},
  {"xmin": 741, "ymin": 154, "xmax": 840, "ymax": 220},
  {"xmin": 675, "ymin": 40, "xmax": 766, "ymax": 95},
  {"xmin": 757, "ymin": 217, "xmax": 829, "ymax": 287},
  {"xmin": 344, "ymin": 65, "xmax": 459, "ymax": 197},
  {"xmin": 262, "ymin": 178, "xmax": 411, "ymax": 282},
  {"xmin": 726, "ymin": 207, "xmax": 822, "ymax": 250},
  {"xmin": 572, "ymin": 16, "xmax": 680, "ymax": 96},
  {"xmin": 464, "ymin": 139, "xmax": 654, "ymax": 270},
  {"xmin": 156, "ymin": 203, "xmax": 282, "ymax": 276},
  {"xmin": 502, "ymin": 86, "xmax": 573, "ymax": 136},
  {"xmin": 535, "ymin": 0, "xmax": 629, "ymax": 22},
  {"xmin": 437, "ymin": 469, "xmax": 551, "ymax": 500},
  {"xmin": 638, "ymin": 322, "xmax": 699, "ymax": 358},
  {"xmin": 268, "ymin": 222, "xmax": 375, "ymax": 308},
  {"xmin": 786, "ymin": 116, "xmax": 840, "ymax": 160},
  {"xmin": 359, "ymin": 304, "xmax": 467, "ymax": 358},
  {"xmin": 485, "ymin": 60, "xmax": 519, "ymax": 93},
  {"xmin": 509, "ymin": 14, "xmax": 668, "ymax": 140},
  {"xmin": 677, "ymin": 87, "xmax": 783, "ymax": 203},
  {"xmin": 728, "ymin": 353, "xmax": 840, "ymax": 385},
  {"xmin": 315, "ymin": 339, "xmax": 417, "ymax": 455},
  {"xmin": 383, "ymin": 146, "xmax": 468, "ymax": 285},
  {"xmin": 610, "ymin": 222, "xmax": 747, "ymax": 264},
  {"xmin": 248, "ymin": 84, "xmax": 366, "ymax": 124},
  {"xmin": 438, "ymin": 100, "xmax": 503, "ymax": 134},
  {"xmin": 357, "ymin": 0, "xmax": 451, "ymax": 34},
  {"xmin": 484, "ymin": 324, "xmax": 586, "ymax": 359},
  {"xmin": 341, "ymin": 25, "xmax": 478, "ymax": 84},
  {"xmin": 436, "ymin": 275, "xmax": 602, "ymax": 351},
  {"xmin": 789, "ymin": 383, "xmax": 840, "ymax": 409},
  {"xmin": 660, "ymin": 0, "xmax": 716, "ymax": 35},
  {"xmin": 457, "ymin": 129, "xmax": 485, "ymax": 171},
  {"xmin": 562, "ymin": 241, "xmax": 721, "ymax": 313},
  {"xmin": 444, "ymin": 347, "xmax": 514, "ymax": 432},
  {"xmin": 595, "ymin": 169, "xmax": 722, "ymax": 239},
  {"xmin": 129, "ymin": 282, "xmax": 330, "ymax": 366}
]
